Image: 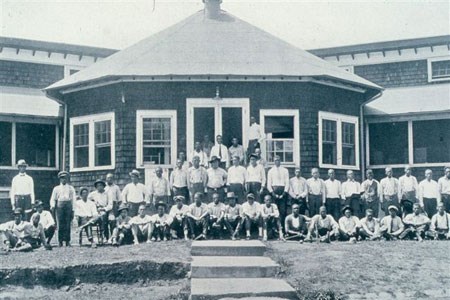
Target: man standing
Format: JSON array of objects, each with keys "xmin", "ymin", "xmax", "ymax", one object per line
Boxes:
[
  {"xmin": 284, "ymin": 204, "xmax": 309, "ymax": 242},
  {"xmin": 207, "ymin": 193, "xmax": 226, "ymax": 239},
  {"xmin": 305, "ymin": 206, "xmax": 339, "ymax": 243},
  {"xmin": 149, "ymin": 167, "xmax": 170, "ymax": 205},
  {"xmin": 306, "ymin": 168, "xmax": 326, "ymax": 218},
  {"xmin": 246, "ymin": 154, "xmax": 266, "ymax": 203},
  {"xmin": 418, "ymin": 169, "xmax": 440, "ymax": 217},
  {"xmin": 34, "ymin": 200, "xmax": 56, "ymax": 245},
  {"xmin": 241, "ymin": 193, "xmax": 262, "ymax": 240},
  {"xmin": 267, "ymin": 155, "xmax": 289, "ymax": 225},
  {"xmin": 247, "ymin": 116, "xmax": 264, "ymax": 160},
  {"xmin": 130, "ymin": 204, "xmax": 153, "ymax": 245},
  {"xmin": 202, "ymin": 134, "xmax": 214, "ymax": 160},
  {"xmin": 10, "ymin": 159, "xmax": 35, "ymax": 220},
  {"xmin": 338, "ymin": 206, "xmax": 360, "ymax": 243},
  {"xmin": 188, "ymin": 156, "xmax": 208, "ymax": 201},
  {"xmin": 379, "ymin": 206, "xmax": 404, "ymax": 240},
  {"xmin": 50, "ymin": 171, "xmax": 76, "ymax": 247},
  {"xmin": 380, "ymin": 167, "xmax": 401, "ymax": 215},
  {"xmin": 427, "ymin": 203, "xmax": 450, "ymax": 240},
  {"xmin": 223, "ymin": 192, "xmax": 242, "ymax": 240},
  {"xmin": 260, "ymin": 195, "xmax": 284, "ymax": 241},
  {"xmin": 227, "ymin": 156, "xmax": 247, "ymax": 204},
  {"xmin": 170, "ymin": 159, "xmax": 190, "ymax": 203},
  {"xmin": 254, "ymin": 148, "xmax": 267, "ymax": 169},
  {"xmin": 359, "ymin": 209, "xmax": 380, "ymax": 241},
  {"xmin": 438, "ymin": 167, "xmax": 450, "ymax": 213},
  {"xmin": 122, "ymin": 170, "xmax": 148, "ymax": 217},
  {"xmin": 229, "ymin": 138, "xmax": 245, "ymax": 165},
  {"xmin": 149, "ymin": 202, "xmax": 173, "ymax": 242},
  {"xmin": 88, "ymin": 179, "xmax": 113, "ymax": 241},
  {"xmin": 105, "ymin": 173, "xmax": 122, "ymax": 222},
  {"xmin": 190, "ymin": 141, "xmax": 209, "ymax": 167},
  {"xmin": 400, "ymin": 203, "xmax": 430, "ymax": 242},
  {"xmin": 289, "ymin": 167, "xmax": 308, "ymax": 215},
  {"xmin": 361, "ymin": 169, "xmax": 381, "ymax": 218},
  {"xmin": 186, "ymin": 192, "xmax": 209, "ymax": 240},
  {"xmin": 206, "ymin": 156, "xmax": 227, "ymax": 203},
  {"xmin": 210, "ymin": 135, "xmax": 229, "ymax": 169},
  {"xmin": 324, "ymin": 169, "xmax": 341, "ymax": 222},
  {"xmin": 341, "ymin": 170, "xmax": 362, "ymax": 218},
  {"xmin": 399, "ymin": 166, "xmax": 419, "ymax": 217},
  {"xmin": 178, "ymin": 151, "xmax": 190, "ymax": 171},
  {"xmin": 169, "ymin": 196, "xmax": 190, "ymax": 240}
]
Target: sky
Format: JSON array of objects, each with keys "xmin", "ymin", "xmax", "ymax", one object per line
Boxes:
[{"xmin": 1, "ymin": 0, "xmax": 449, "ymax": 51}]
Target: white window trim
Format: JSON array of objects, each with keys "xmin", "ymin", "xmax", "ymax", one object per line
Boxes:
[
  {"xmin": 366, "ymin": 118, "xmax": 450, "ymax": 169},
  {"xmin": 260, "ymin": 109, "xmax": 300, "ymax": 167},
  {"xmin": 318, "ymin": 111, "xmax": 360, "ymax": 170},
  {"xmin": 427, "ymin": 56, "xmax": 450, "ymax": 82},
  {"xmin": 136, "ymin": 110, "xmax": 177, "ymax": 169},
  {"xmin": 0, "ymin": 120, "xmax": 59, "ymax": 170},
  {"xmin": 70, "ymin": 112, "xmax": 115, "ymax": 172}
]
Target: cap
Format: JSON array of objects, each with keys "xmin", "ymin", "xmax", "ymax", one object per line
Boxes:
[
  {"xmin": 79, "ymin": 186, "xmax": 89, "ymax": 195},
  {"xmin": 209, "ymin": 156, "xmax": 220, "ymax": 163},
  {"xmin": 174, "ymin": 195, "xmax": 185, "ymax": 202},
  {"xmin": 94, "ymin": 179, "xmax": 106, "ymax": 187},
  {"xmin": 342, "ymin": 205, "xmax": 353, "ymax": 213},
  {"xmin": 129, "ymin": 169, "xmax": 140, "ymax": 178},
  {"xmin": 246, "ymin": 193, "xmax": 255, "ymax": 200},
  {"xmin": 249, "ymin": 153, "xmax": 258, "ymax": 159},
  {"xmin": 155, "ymin": 201, "xmax": 167, "ymax": 208},
  {"xmin": 226, "ymin": 192, "xmax": 237, "ymax": 199},
  {"xmin": 13, "ymin": 208, "xmax": 23, "ymax": 215},
  {"xmin": 17, "ymin": 159, "xmax": 28, "ymax": 167},
  {"xmin": 58, "ymin": 171, "xmax": 69, "ymax": 178},
  {"xmin": 388, "ymin": 205, "xmax": 399, "ymax": 212},
  {"xmin": 118, "ymin": 204, "xmax": 129, "ymax": 212},
  {"xmin": 34, "ymin": 200, "xmax": 44, "ymax": 208}
]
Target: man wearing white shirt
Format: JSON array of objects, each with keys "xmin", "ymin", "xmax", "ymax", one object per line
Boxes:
[
  {"xmin": 228, "ymin": 138, "xmax": 245, "ymax": 165},
  {"xmin": 170, "ymin": 159, "xmax": 190, "ymax": 204},
  {"xmin": 361, "ymin": 169, "xmax": 381, "ymax": 218},
  {"xmin": 88, "ymin": 179, "xmax": 113, "ymax": 241},
  {"xmin": 122, "ymin": 169, "xmax": 149, "ymax": 217},
  {"xmin": 380, "ymin": 167, "xmax": 401, "ymax": 215},
  {"xmin": 206, "ymin": 156, "xmax": 227, "ymax": 203},
  {"xmin": 359, "ymin": 209, "xmax": 380, "ymax": 241},
  {"xmin": 188, "ymin": 156, "xmax": 208, "ymax": 200},
  {"xmin": 267, "ymin": 155, "xmax": 289, "ymax": 224},
  {"xmin": 75, "ymin": 187, "xmax": 99, "ymax": 247},
  {"xmin": 169, "ymin": 196, "xmax": 190, "ymax": 240},
  {"xmin": 399, "ymin": 166, "xmax": 419, "ymax": 217},
  {"xmin": 190, "ymin": 141, "xmax": 209, "ymax": 167},
  {"xmin": 418, "ymin": 169, "xmax": 440, "ymax": 217},
  {"xmin": 227, "ymin": 156, "xmax": 247, "ymax": 204},
  {"xmin": 246, "ymin": 154, "xmax": 266, "ymax": 203},
  {"xmin": 130, "ymin": 204, "xmax": 153, "ymax": 245},
  {"xmin": 427, "ymin": 203, "xmax": 450, "ymax": 240},
  {"xmin": 400, "ymin": 203, "xmax": 430, "ymax": 241},
  {"xmin": 241, "ymin": 193, "xmax": 262, "ymax": 240},
  {"xmin": 289, "ymin": 168, "xmax": 308, "ymax": 215},
  {"xmin": 210, "ymin": 135, "xmax": 229, "ymax": 169},
  {"xmin": 254, "ymin": 148, "xmax": 267, "ymax": 169},
  {"xmin": 149, "ymin": 202, "xmax": 173, "ymax": 242},
  {"xmin": 247, "ymin": 116, "xmax": 264, "ymax": 160},
  {"xmin": 324, "ymin": 169, "xmax": 341, "ymax": 221},
  {"xmin": 438, "ymin": 167, "xmax": 450, "ymax": 213},
  {"xmin": 34, "ymin": 200, "xmax": 55, "ymax": 245},
  {"xmin": 338, "ymin": 206, "xmax": 360, "ymax": 243},
  {"xmin": 260, "ymin": 195, "xmax": 284, "ymax": 241},
  {"xmin": 341, "ymin": 170, "xmax": 362, "ymax": 218},
  {"xmin": 149, "ymin": 167, "xmax": 170, "ymax": 205},
  {"xmin": 306, "ymin": 168, "xmax": 326, "ymax": 218},
  {"xmin": 10, "ymin": 159, "xmax": 35, "ymax": 220}
]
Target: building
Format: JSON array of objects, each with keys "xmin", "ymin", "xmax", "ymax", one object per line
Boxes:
[
  {"xmin": 0, "ymin": 37, "xmax": 116, "ymax": 220},
  {"xmin": 311, "ymin": 35, "xmax": 450, "ymax": 180},
  {"xmin": 44, "ymin": 0, "xmax": 381, "ymax": 190}
]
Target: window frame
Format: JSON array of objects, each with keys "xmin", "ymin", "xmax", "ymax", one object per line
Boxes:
[
  {"xmin": 259, "ymin": 109, "xmax": 300, "ymax": 167},
  {"xmin": 69, "ymin": 112, "xmax": 115, "ymax": 172},
  {"xmin": 136, "ymin": 110, "xmax": 177, "ymax": 169},
  {"xmin": 318, "ymin": 111, "xmax": 360, "ymax": 170},
  {"xmin": 427, "ymin": 56, "xmax": 450, "ymax": 82}
]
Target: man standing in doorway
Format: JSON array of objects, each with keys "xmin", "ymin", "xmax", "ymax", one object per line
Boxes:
[
  {"xmin": 247, "ymin": 116, "xmax": 264, "ymax": 160},
  {"xmin": 229, "ymin": 138, "xmax": 246, "ymax": 165},
  {"xmin": 10, "ymin": 159, "xmax": 35, "ymax": 220},
  {"xmin": 267, "ymin": 155, "xmax": 289, "ymax": 225},
  {"xmin": 190, "ymin": 141, "xmax": 208, "ymax": 168},
  {"xmin": 210, "ymin": 135, "xmax": 229, "ymax": 169}
]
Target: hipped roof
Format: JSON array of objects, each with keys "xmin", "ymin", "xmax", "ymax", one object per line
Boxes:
[{"xmin": 46, "ymin": 9, "xmax": 381, "ymax": 94}]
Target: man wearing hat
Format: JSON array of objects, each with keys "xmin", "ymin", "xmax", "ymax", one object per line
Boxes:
[
  {"xmin": 223, "ymin": 192, "xmax": 242, "ymax": 240},
  {"xmin": 122, "ymin": 169, "xmax": 149, "ymax": 217},
  {"xmin": 379, "ymin": 205, "xmax": 404, "ymax": 240},
  {"xmin": 284, "ymin": 204, "xmax": 309, "ymax": 242},
  {"xmin": 289, "ymin": 167, "xmax": 309, "ymax": 215},
  {"xmin": 50, "ymin": 171, "xmax": 76, "ymax": 247},
  {"xmin": 88, "ymin": 179, "xmax": 113, "ymax": 241},
  {"xmin": 338, "ymin": 206, "xmax": 360, "ymax": 243},
  {"xmin": 227, "ymin": 156, "xmax": 247, "ymax": 204},
  {"xmin": 150, "ymin": 201, "xmax": 173, "ymax": 242},
  {"xmin": 0, "ymin": 208, "xmax": 29, "ymax": 250},
  {"xmin": 260, "ymin": 195, "xmax": 284, "ymax": 241},
  {"xmin": 111, "ymin": 204, "xmax": 132, "ymax": 246},
  {"xmin": 188, "ymin": 156, "xmax": 208, "ymax": 201},
  {"xmin": 210, "ymin": 135, "xmax": 229, "ymax": 169},
  {"xmin": 267, "ymin": 155, "xmax": 289, "ymax": 225},
  {"xmin": 169, "ymin": 196, "xmax": 190, "ymax": 240},
  {"xmin": 206, "ymin": 156, "xmax": 227, "ymax": 203},
  {"xmin": 246, "ymin": 154, "xmax": 266, "ymax": 203},
  {"xmin": 34, "ymin": 200, "xmax": 56, "ymax": 244},
  {"xmin": 75, "ymin": 187, "xmax": 99, "ymax": 247},
  {"xmin": 186, "ymin": 192, "xmax": 209, "ymax": 240},
  {"xmin": 170, "ymin": 159, "xmax": 190, "ymax": 204},
  {"xmin": 130, "ymin": 204, "xmax": 153, "ymax": 244},
  {"xmin": 207, "ymin": 193, "xmax": 226, "ymax": 239},
  {"xmin": 305, "ymin": 206, "xmax": 339, "ymax": 243},
  {"xmin": 10, "ymin": 159, "xmax": 35, "ymax": 220},
  {"xmin": 400, "ymin": 203, "xmax": 430, "ymax": 242},
  {"xmin": 149, "ymin": 167, "xmax": 170, "ymax": 205},
  {"xmin": 241, "ymin": 193, "xmax": 262, "ymax": 240},
  {"xmin": 359, "ymin": 209, "xmax": 381, "ymax": 240}
]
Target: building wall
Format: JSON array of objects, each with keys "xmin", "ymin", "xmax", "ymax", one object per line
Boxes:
[{"xmin": 0, "ymin": 60, "xmax": 64, "ymax": 89}]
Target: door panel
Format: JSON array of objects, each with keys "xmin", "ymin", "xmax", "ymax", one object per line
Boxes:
[
  {"xmin": 221, "ymin": 107, "xmax": 243, "ymax": 148},
  {"xmin": 193, "ymin": 107, "xmax": 215, "ymax": 148}
]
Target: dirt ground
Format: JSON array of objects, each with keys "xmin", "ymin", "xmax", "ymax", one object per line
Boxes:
[{"xmin": 267, "ymin": 240, "xmax": 450, "ymax": 299}]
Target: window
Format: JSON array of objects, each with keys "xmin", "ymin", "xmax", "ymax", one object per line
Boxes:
[
  {"xmin": 136, "ymin": 110, "xmax": 177, "ymax": 168},
  {"xmin": 428, "ymin": 57, "xmax": 450, "ymax": 82},
  {"xmin": 413, "ymin": 119, "xmax": 450, "ymax": 164},
  {"xmin": 260, "ymin": 110, "xmax": 300, "ymax": 165},
  {"xmin": 70, "ymin": 112, "xmax": 115, "ymax": 171},
  {"xmin": 0, "ymin": 122, "xmax": 12, "ymax": 166},
  {"xmin": 319, "ymin": 111, "xmax": 359, "ymax": 169},
  {"xmin": 368, "ymin": 122, "xmax": 408, "ymax": 166}
]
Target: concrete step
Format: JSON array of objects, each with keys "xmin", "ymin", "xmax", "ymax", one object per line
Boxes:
[
  {"xmin": 191, "ymin": 256, "xmax": 279, "ymax": 278},
  {"xmin": 191, "ymin": 240, "xmax": 266, "ymax": 257},
  {"xmin": 191, "ymin": 278, "xmax": 298, "ymax": 300}
]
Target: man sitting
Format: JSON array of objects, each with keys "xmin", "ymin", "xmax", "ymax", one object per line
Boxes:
[
  {"xmin": 111, "ymin": 204, "xmax": 132, "ymax": 246},
  {"xmin": 379, "ymin": 206, "xmax": 404, "ymax": 240},
  {"xmin": 359, "ymin": 209, "xmax": 380, "ymax": 241},
  {"xmin": 186, "ymin": 192, "xmax": 209, "ymax": 240},
  {"xmin": 400, "ymin": 203, "xmax": 430, "ymax": 242},
  {"xmin": 338, "ymin": 206, "xmax": 360, "ymax": 243},
  {"xmin": 0, "ymin": 209, "xmax": 29, "ymax": 251},
  {"xmin": 223, "ymin": 192, "xmax": 242, "ymax": 240},
  {"xmin": 207, "ymin": 193, "xmax": 226, "ymax": 239},
  {"xmin": 34, "ymin": 200, "xmax": 56, "ymax": 245},
  {"xmin": 169, "ymin": 196, "xmax": 190, "ymax": 240},
  {"xmin": 427, "ymin": 203, "xmax": 450, "ymax": 240},
  {"xmin": 241, "ymin": 193, "xmax": 262, "ymax": 240},
  {"xmin": 260, "ymin": 195, "xmax": 284, "ymax": 241},
  {"xmin": 21, "ymin": 213, "xmax": 52, "ymax": 251},
  {"xmin": 75, "ymin": 187, "xmax": 99, "ymax": 247},
  {"xmin": 88, "ymin": 179, "xmax": 113, "ymax": 241},
  {"xmin": 305, "ymin": 206, "xmax": 339, "ymax": 243},
  {"xmin": 284, "ymin": 204, "xmax": 309, "ymax": 242},
  {"xmin": 130, "ymin": 204, "xmax": 152, "ymax": 245},
  {"xmin": 149, "ymin": 202, "xmax": 173, "ymax": 242}
]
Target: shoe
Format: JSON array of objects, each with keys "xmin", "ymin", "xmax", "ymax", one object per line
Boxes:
[
  {"xmin": 91, "ymin": 243, "xmax": 97, "ymax": 249},
  {"xmin": 246, "ymin": 236, "xmax": 251, "ymax": 240},
  {"xmin": 184, "ymin": 236, "xmax": 189, "ymax": 241},
  {"xmin": 263, "ymin": 236, "xmax": 268, "ymax": 241},
  {"xmin": 66, "ymin": 242, "xmax": 72, "ymax": 247},
  {"xmin": 146, "ymin": 240, "xmax": 151, "ymax": 244},
  {"xmin": 156, "ymin": 237, "xmax": 161, "ymax": 242},
  {"xmin": 59, "ymin": 242, "xmax": 63, "ymax": 247},
  {"xmin": 151, "ymin": 237, "xmax": 156, "ymax": 242},
  {"xmin": 163, "ymin": 237, "xmax": 168, "ymax": 242},
  {"xmin": 134, "ymin": 241, "xmax": 140, "ymax": 246},
  {"xmin": 299, "ymin": 239, "xmax": 304, "ymax": 244}
]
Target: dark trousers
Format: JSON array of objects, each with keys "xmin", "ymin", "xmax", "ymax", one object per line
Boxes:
[
  {"xmin": 345, "ymin": 194, "xmax": 362, "ymax": 218},
  {"xmin": 400, "ymin": 225, "xmax": 428, "ymax": 240},
  {"xmin": 173, "ymin": 186, "xmax": 189, "ymax": 204},
  {"xmin": 339, "ymin": 228, "xmax": 359, "ymax": 241},
  {"xmin": 44, "ymin": 225, "xmax": 56, "ymax": 244},
  {"xmin": 308, "ymin": 194, "xmax": 322, "ymax": 217},
  {"xmin": 190, "ymin": 183, "xmax": 205, "ymax": 200},
  {"xmin": 187, "ymin": 216, "xmax": 209, "ymax": 237},
  {"xmin": 228, "ymin": 183, "xmax": 245, "ymax": 204},
  {"xmin": 326, "ymin": 198, "xmax": 341, "ymax": 221},
  {"xmin": 359, "ymin": 228, "xmax": 378, "ymax": 240},
  {"xmin": 152, "ymin": 224, "xmax": 170, "ymax": 239},
  {"xmin": 244, "ymin": 216, "xmax": 261, "ymax": 235},
  {"xmin": 208, "ymin": 217, "xmax": 224, "ymax": 238},
  {"xmin": 272, "ymin": 186, "xmax": 287, "ymax": 226},
  {"xmin": 423, "ymin": 198, "xmax": 437, "ymax": 217},
  {"xmin": 382, "ymin": 195, "xmax": 400, "ymax": 216},
  {"xmin": 247, "ymin": 182, "xmax": 262, "ymax": 203},
  {"xmin": 363, "ymin": 199, "xmax": 380, "ymax": 218},
  {"xmin": 56, "ymin": 201, "xmax": 73, "ymax": 243},
  {"xmin": 128, "ymin": 202, "xmax": 144, "ymax": 217},
  {"xmin": 441, "ymin": 194, "xmax": 450, "ymax": 213},
  {"xmin": 224, "ymin": 217, "xmax": 242, "ymax": 235},
  {"xmin": 206, "ymin": 187, "xmax": 225, "ymax": 203},
  {"xmin": 171, "ymin": 217, "xmax": 187, "ymax": 238},
  {"xmin": 247, "ymin": 139, "xmax": 260, "ymax": 159},
  {"xmin": 219, "ymin": 162, "xmax": 226, "ymax": 169},
  {"xmin": 14, "ymin": 195, "xmax": 32, "ymax": 220}
]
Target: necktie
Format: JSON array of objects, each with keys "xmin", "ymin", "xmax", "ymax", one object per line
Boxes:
[
  {"xmin": 218, "ymin": 145, "xmax": 222, "ymax": 158},
  {"xmin": 390, "ymin": 217, "xmax": 394, "ymax": 233}
]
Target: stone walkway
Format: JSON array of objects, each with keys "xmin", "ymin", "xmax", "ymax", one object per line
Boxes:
[{"xmin": 189, "ymin": 240, "xmax": 297, "ymax": 300}]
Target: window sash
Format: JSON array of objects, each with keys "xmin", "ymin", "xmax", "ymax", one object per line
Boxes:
[{"xmin": 431, "ymin": 60, "xmax": 450, "ymax": 79}]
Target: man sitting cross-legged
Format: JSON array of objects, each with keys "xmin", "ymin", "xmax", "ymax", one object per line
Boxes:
[
  {"xmin": 427, "ymin": 203, "xmax": 450, "ymax": 240},
  {"xmin": 359, "ymin": 209, "xmax": 381, "ymax": 241},
  {"xmin": 0, "ymin": 208, "xmax": 28, "ymax": 251},
  {"xmin": 400, "ymin": 203, "xmax": 430, "ymax": 242},
  {"xmin": 169, "ymin": 196, "xmax": 190, "ymax": 240},
  {"xmin": 207, "ymin": 193, "xmax": 226, "ymax": 239},
  {"xmin": 149, "ymin": 201, "xmax": 173, "ymax": 242},
  {"xmin": 379, "ymin": 205, "xmax": 404, "ymax": 241},
  {"xmin": 305, "ymin": 206, "xmax": 339, "ymax": 243},
  {"xmin": 223, "ymin": 192, "xmax": 242, "ymax": 240},
  {"xmin": 111, "ymin": 204, "xmax": 132, "ymax": 246},
  {"xmin": 241, "ymin": 193, "xmax": 262, "ymax": 240},
  {"xmin": 186, "ymin": 192, "xmax": 209, "ymax": 240},
  {"xmin": 284, "ymin": 204, "xmax": 309, "ymax": 242},
  {"xmin": 130, "ymin": 204, "xmax": 152, "ymax": 245},
  {"xmin": 34, "ymin": 200, "xmax": 56, "ymax": 245},
  {"xmin": 338, "ymin": 206, "xmax": 360, "ymax": 243},
  {"xmin": 260, "ymin": 195, "xmax": 284, "ymax": 241},
  {"xmin": 21, "ymin": 213, "xmax": 52, "ymax": 251}
]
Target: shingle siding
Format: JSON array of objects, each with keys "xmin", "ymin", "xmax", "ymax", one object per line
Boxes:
[{"xmin": 0, "ymin": 60, "xmax": 64, "ymax": 89}]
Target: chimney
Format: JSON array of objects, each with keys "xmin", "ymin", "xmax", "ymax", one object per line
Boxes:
[{"xmin": 204, "ymin": 0, "xmax": 222, "ymax": 19}]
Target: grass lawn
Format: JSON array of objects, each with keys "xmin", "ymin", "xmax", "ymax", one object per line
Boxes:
[{"xmin": 267, "ymin": 240, "xmax": 450, "ymax": 299}]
